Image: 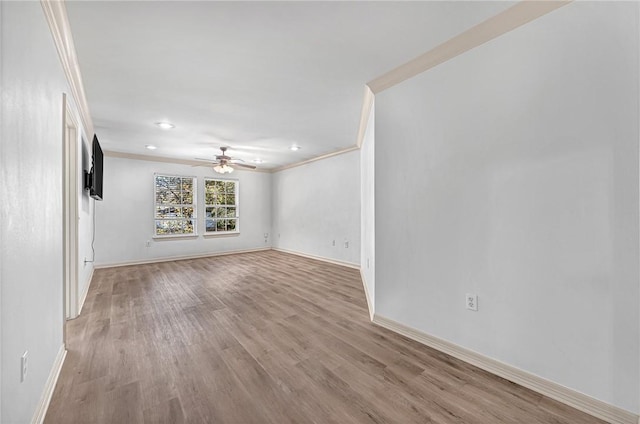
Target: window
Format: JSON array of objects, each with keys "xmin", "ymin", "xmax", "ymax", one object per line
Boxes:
[
  {"xmin": 154, "ymin": 174, "xmax": 196, "ymax": 236},
  {"xmin": 204, "ymin": 178, "xmax": 238, "ymax": 234}
]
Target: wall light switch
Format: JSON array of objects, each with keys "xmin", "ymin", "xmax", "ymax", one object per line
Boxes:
[{"xmin": 21, "ymin": 351, "xmax": 28, "ymax": 382}]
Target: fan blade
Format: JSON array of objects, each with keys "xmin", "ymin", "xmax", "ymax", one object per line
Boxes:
[
  {"xmin": 192, "ymin": 158, "xmax": 221, "ymax": 167},
  {"xmin": 229, "ymin": 158, "xmax": 246, "ymax": 163},
  {"xmin": 232, "ymin": 163, "xmax": 257, "ymax": 170}
]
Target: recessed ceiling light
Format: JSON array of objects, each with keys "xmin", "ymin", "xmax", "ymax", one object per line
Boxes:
[
  {"xmin": 252, "ymin": 158, "xmax": 264, "ymax": 164},
  {"xmin": 290, "ymin": 145, "xmax": 300, "ymax": 151},
  {"xmin": 156, "ymin": 121, "xmax": 175, "ymax": 130},
  {"xmin": 145, "ymin": 144, "xmax": 157, "ymax": 150}
]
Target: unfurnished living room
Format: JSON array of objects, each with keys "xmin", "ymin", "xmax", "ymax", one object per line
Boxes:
[{"xmin": 1, "ymin": 1, "xmax": 639, "ymax": 423}]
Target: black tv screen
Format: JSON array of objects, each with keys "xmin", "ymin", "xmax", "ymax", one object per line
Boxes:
[{"xmin": 90, "ymin": 135, "xmax": 103, "ymax": 200}]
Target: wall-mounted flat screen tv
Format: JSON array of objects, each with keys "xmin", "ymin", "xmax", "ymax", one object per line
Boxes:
[{"xmin": 89, "ymin": 134, "xmax": 103, "ymax": 201}]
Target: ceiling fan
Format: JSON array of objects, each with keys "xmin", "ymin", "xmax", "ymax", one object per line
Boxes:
[{"xmin": 194, "ymin": 147, "xmax": 256, "ymax": 174}]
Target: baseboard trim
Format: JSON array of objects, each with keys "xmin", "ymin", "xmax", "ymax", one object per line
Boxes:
[
  {"xmin": 94, "ymin": 247, "xmax": 271, "ymax": 269},
  {"xmin": 31, "ymin": 345, "xmax": 66, "ymax": 424},
  {"xmin": 359, "ymin": 269, "xmax": 374, "ymax": 321},
  {"xmin": 373, "ymin": 315, "xmax": 638, "ymax": 424},
  {"xmin": 271, "ymin": 247, "xmax": 360, "ymax": 270},
  {"xmin": 77, "ymin": 266, "xmax": 94, "ymax": 315}
]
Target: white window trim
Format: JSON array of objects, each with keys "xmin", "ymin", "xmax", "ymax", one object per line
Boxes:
[
  {"xmin": 203, "ymin": 177, "xmax": 240, "ymax": 236},
  {"xmin": 152, "ymin": 234, "xmax": 199, "ymax": 240},
  {"xmin": 203, "ymin": 232, "xmax": 240, "ymax": 239},
  {"xmin": 153, "ymin": 173, "xmax": 198, "ymax": 238}
]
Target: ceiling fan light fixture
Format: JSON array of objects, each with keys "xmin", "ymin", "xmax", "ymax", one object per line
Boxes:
[
  {"xmin": 289, "ymin": 145, "xmax": 300, "ymax": 151},
  {"xmin": 214, "ymin": 164, "xmax": 234, "ymax": 174},
  {"xmin": 145, "ymin": 144, "xmax": 157, "ymax": 150}
]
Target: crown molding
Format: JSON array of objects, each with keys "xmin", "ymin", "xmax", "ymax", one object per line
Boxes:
[
  {"xmin": 103, "ymin": 150, "xmax": 271, "ymax": 172},
  {"xmin": 104, "ymin": 91, "xmax": 367, "ymax": 173},
  {"xmin": 105, "ymin": 150, "xmax": 205, "ymax": 166},
  {"xmin": 41, "ymin": 0, "xmax": 94, "ymax": 137},
  {"xmin": 275, "ymin": 83, "xmax": 372, "ymax": 172},
  {"xmin": 368, "ymin": 1, "xmax": 571, "ymax": 94},
  {"xmin": 356, "ymin": 85, "xmax": 374, "ymax": 149},
  {"xmin": 106, "ymin": 146, "xmax": 361, "ymax": 174},
  {"xmin": 272, "ymin": 145, "xmax": 359, "ymax": 173},
  {"xmin": 45, "ymin": 0, "xmax": 570, "ymax": 177}
]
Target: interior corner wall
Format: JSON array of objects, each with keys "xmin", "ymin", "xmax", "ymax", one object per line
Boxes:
[
  {"xmin": 1, "ymin": 2, "xmax": 75, "ymax": 422},
  {"xmin": 360, "ymin": 103, "xmax": 375, "ymax": 308},
  {"xmin": 375, "ymin": 1, "xmax": 639, "ymax": 414},
  {"xmin": 272, "ymin": 150, "xmax": 361, "ymax": 266},
  {"xmin": 94, "ymin": 156, "xmax": 272, "ymax": 266}
]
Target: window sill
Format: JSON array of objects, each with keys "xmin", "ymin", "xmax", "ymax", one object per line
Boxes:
[
  {"xmin": 203, "ymin": 232, "xmax": 240, "ymax": 238},
  {"xmin": 152, "ymin": 234, "xmax": 199, "ymax": 241}
]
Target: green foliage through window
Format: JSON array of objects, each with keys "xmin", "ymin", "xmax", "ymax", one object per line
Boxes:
[
  {"xmin": 154, "ymin": 175, "xmax": 196, "ymax": 236},
  {"xmin": 205, "ymin": 179, "xmax": 238, "ymax": 233}
]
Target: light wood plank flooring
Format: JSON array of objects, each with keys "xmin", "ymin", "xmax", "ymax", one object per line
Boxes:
[{"xmin": 45, "ymin": 250, "xmax": 604, "ymax": 424}]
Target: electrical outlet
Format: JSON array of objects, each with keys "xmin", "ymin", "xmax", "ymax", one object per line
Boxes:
[
  {"xmin": 466, "ymin": 294, "xmax": 478, "ymax": 311},
  {"xmin": 21, "ymin": 351, "xmax": 28, "ymax": 382}
]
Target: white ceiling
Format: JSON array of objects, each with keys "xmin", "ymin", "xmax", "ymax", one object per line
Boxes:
[{"xmin": 66, "ymin": 1, "xmax": 512, "ymax": 169}]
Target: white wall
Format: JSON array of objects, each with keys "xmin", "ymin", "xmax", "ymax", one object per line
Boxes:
[
  {"xmin": 1, "ymin": 3, "xmax": 4, "ymax": 419},
  {"xmin": 0, "ymin": 2, "xmax": 85, "ymax": 422},
  {"xmin": 272, "ymin": 150, "xmax": 360, "ymax": 266},
  {"xmin": 78, "ymin": 136, "xmax": 95, "ymax": 306},
  {"xmin": 360, "ymin": 104, "xmax": 375, "ymax": 310},
  {"xmin": 375, "ymin": 1, "xmax": 639, "ymax": 414},
  {"xmin": 95, "ymin": 156, "xmax": 272, "ymax": 266}
]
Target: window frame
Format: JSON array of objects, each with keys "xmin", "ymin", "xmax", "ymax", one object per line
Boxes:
[
  {"xmin": 153, "ymin": 173, "xmax": 198, "ymax": 238},
  {"xmin": 203, "ymin": 177, "xmax": 240, "ymax": 236}
]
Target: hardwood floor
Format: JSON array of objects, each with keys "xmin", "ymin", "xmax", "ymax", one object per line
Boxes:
[{"xmin": 45, "ymin": 250, "xmax": 604, "ymax": 424}]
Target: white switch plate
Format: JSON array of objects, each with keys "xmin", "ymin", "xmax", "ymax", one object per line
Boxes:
[
  {"xmin": 21, "ymin": 351, "xmax": 28, "ymax": 382},
  {"xmin": 466, "ymin": 294, "xmax": 478, "ymax": 311}
]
